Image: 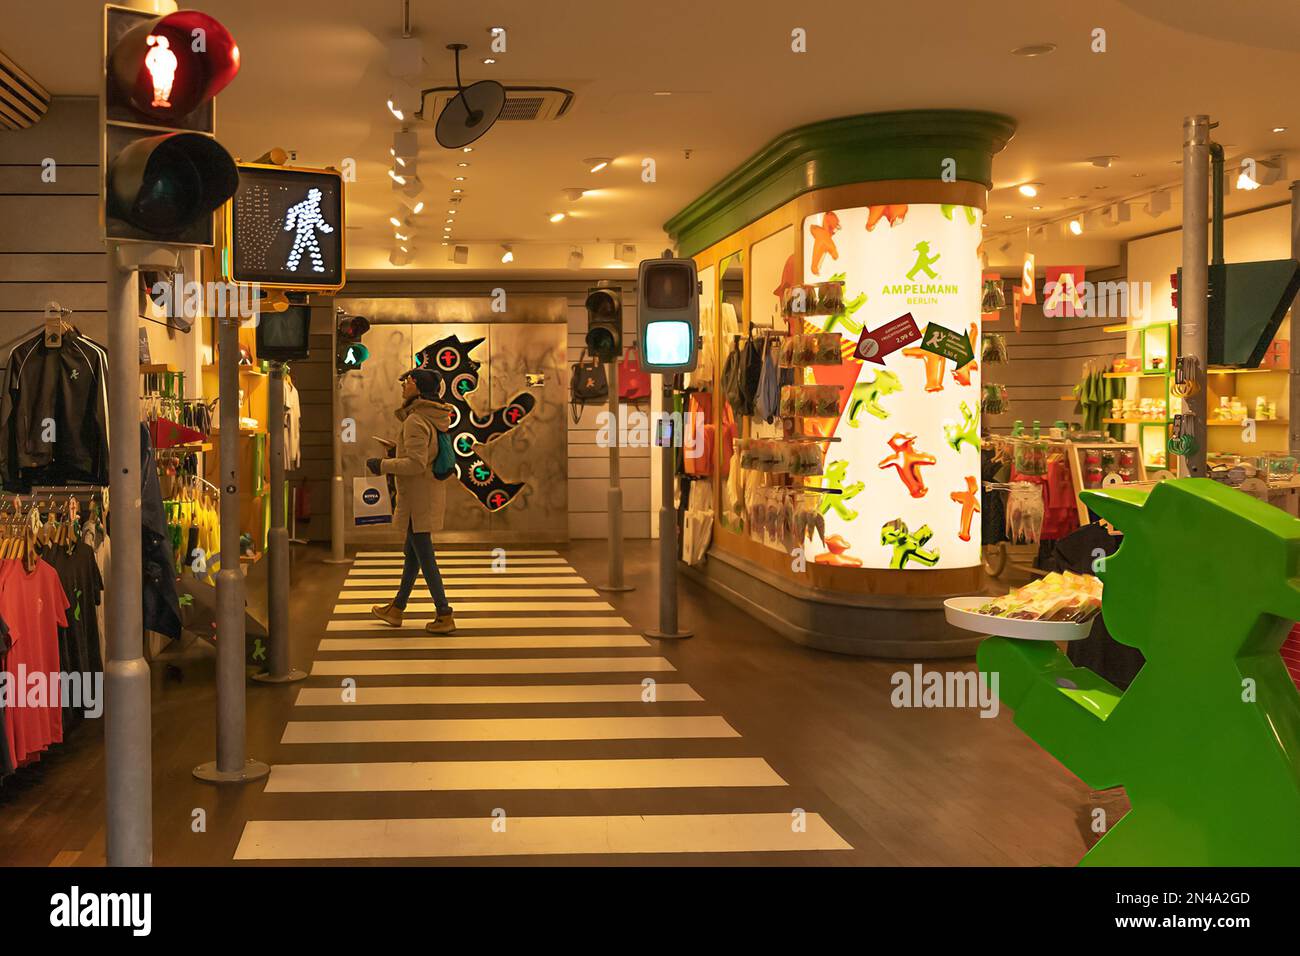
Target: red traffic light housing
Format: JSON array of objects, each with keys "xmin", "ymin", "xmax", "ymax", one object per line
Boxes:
[{"xmin": 103, "ymin": 5, "xmax": 242, "ymax": 245}]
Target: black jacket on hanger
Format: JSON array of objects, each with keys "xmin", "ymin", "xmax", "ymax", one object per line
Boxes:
[
  {"xmin": 139, "ymin": 425, "xmax": 182, "ymax": 642},
  {"xmin": 0, "ymin": 328, "xmax": 110, "ymax": 491}
]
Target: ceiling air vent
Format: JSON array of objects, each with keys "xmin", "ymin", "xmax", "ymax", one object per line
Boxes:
[
  {"xmin": 0, "ymin": 48, "xmax": 50, "ymax": 130},
  {"xmin": 419, "ymin": 86, "xmax": 573, "ymax": 123}
]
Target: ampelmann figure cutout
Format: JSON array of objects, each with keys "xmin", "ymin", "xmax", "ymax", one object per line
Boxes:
[
  {"xmin": 414, "ymin": 334, "xmax": 535, "ymax": 512},
  {"xmin": 978, "ymin": 479, "xmax": 1300, "ymax": 865},
  {"xmin": 283, "ymin": 187, "xmax": 335, "ymax": 273}
]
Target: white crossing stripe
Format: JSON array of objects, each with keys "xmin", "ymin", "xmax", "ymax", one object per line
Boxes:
[
  {"xmin": 280, "ymin": 715, "xmax": 739, "ymax": 744},
  {"xmin": 317, "ymin": 634, "xmax": 649, "ymax": 651},
  {"xmin": 336, "ymin": 588, "xmax": 599, "ymax": 600},
  {"xmin": 325, "ymin": 616, "xmax": 632, "ymax": 632},
  {"xmin": 263, "ymin": 756, "xmax": 784, "ymax": 793},
  {"xmin": 343, "ymin": 576, "xmax": 584, "ymax": 587},
  {"xmin": 355, "ymin": 550, "xmax": 559, "ymax": 557},
  {"xmin": 235, "ymin": 812, "xmax": 852, "ymax": 860},
  {"xmin": 331, "ymin": 600, "xmax": 613, "ymax": 615},
  {"xmin": 346, "ymin": 567, "xmax": 583, "ymax": 577},
  {"xmin": 294, "ymin": 683, "xmax": 702, "ymax": 707},
  {"xmin": 310, "ymin": 657, "xmax": 674, "ymax": 676}
]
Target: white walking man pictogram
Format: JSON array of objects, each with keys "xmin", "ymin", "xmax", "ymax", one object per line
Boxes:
[
  {"xmin": 144, "ymin": 35, "xmax": 177, "ymax": 108},
  {"xmin": 283, "ymin": 187, "xmax": 335, "ymax": 273}
]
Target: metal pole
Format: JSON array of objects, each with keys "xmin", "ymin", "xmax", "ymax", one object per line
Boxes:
[
  {"xmin": 194, "ymin": 316, "xmax": 268, "ymax": 783},
  {"xmin": 253, "ymin": 362, "xmax": 305, "ymax": 684},
  {"xmin": 1180, "ymin": 115, "xmax": 1211, "ymax": 478},
  {"xmin": 646, "ymin": 378, "xmax": 691, "ymax": 640},
  {"xmin": 325, "ymin": 317, "xmax": 350, "ymax": 564},
  {"xmin": 597, "ymin": 358, "xmax": 634, "ymax": 593},
  {"xmin": 105, "ymin": 245, "xmax": 151, "ymax": 866},
  {"xmin": 1290, "ymin": 182, "xmax": 1300, "ymax": 460}
]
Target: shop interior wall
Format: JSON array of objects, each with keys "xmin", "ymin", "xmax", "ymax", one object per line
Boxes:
[
  {"xmin": 0, "ymin": 96, "xmax": 202, "ymax": 387},
  {"xmin": 983, "ymin": 266, "xmax": 1124, "ymax": 435},
  {"xmin": 338, "ymin": 279, "xmax": 651, "ymax": 539}
]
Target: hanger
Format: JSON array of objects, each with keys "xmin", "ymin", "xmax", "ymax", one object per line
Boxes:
[{"xmin": 43, "ymin": 301, "xmax": 73, "ymax": 349}]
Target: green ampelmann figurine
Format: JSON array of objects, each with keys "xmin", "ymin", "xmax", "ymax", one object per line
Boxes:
[{"xmin": 977, "ymin": 478, "xmax": 1300, "ymax": 865}]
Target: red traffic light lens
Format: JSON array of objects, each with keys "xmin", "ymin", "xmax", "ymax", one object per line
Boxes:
[
  {"xmin": 110, "ymin": 11, "xmax": 240, "ymax": 121},
  {"xmin": 107, "ymin": 131, "xmax": 238, "ymax": 234}
]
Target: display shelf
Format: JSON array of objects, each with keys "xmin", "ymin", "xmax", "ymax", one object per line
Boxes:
[
  {"xmin": 1104, "ymin": 418, "xmax": 1171, "ymax": 425},
  {"xmin": 1208, "ymin": 367, "xmax": 1287, "ymax": 375},
  {"xmin": 1103, "ymin": 371, "xmax": 1169, "ymax": 379},
  {"xmin": 1103, "ymin": 320, "xmax": 1177, "ymax": 334},
  {"xmin": 1207, "ymin": 419, "xmax": 1288, "ymax": 426},
  {"xmin": 202, "ymin": 364, "xmax": 266, "ymax": 377}
]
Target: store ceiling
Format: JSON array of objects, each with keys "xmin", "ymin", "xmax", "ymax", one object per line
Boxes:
[{"xmin": 3, "ymin": 0, "xmax": 1298, "ymax": 275}]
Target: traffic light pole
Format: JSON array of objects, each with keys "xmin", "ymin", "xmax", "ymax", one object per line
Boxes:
[
  {"xmin": 253, "ymin": 362, "xmax": 306, "ymax": 685},
  {"xmin": 325, "ymin": 318, "xmax": 351, "ymax": 565},
  {"xmin": 646, "ymin": 377, "xmax": 691, "ymax": 640},
  {"xmin": 194, "ymin": 315, "xmax": 269, "ymax": 784},
  {"xmin": 105, "ymin": 245, "xmax": 152, "ymax": 866},
  {"xmin": 596, "ymin": 358, "xmax": 634, "ymax": 594}
]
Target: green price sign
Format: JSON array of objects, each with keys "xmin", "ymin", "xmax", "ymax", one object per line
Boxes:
[{"xmin": 919, "ymin": 322, "xmax": 974, "ymax": 367}]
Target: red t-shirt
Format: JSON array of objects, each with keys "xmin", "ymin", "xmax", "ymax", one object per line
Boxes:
[{"xmin": 0, "ymin": 558, "xmax": 70, "ymax": 765}]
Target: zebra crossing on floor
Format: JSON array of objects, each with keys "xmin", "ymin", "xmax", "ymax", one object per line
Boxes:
[{"xmin": 235, "ymin": 548, "xmax": 851, "ymax": 863}]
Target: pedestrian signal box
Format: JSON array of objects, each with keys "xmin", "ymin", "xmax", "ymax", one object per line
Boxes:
[{"xmin": 225, "ymin": 163, "xmax": 346, "ymax": 291}]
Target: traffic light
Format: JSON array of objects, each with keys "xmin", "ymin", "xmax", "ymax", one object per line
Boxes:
[
  {"xmin": 584, "ymin": 283, "xmax": 623, "ymax": 362},
  {"xmin": 336, "ymin": 312, "xmax": 371, "ymax": 374},
  {"xmin": 637, "ymin": 254, "xmax": 700, "ymax": 373},
  {"xmin": 103, "ymin": 5, "xmax": 242, "ymax": 245}
]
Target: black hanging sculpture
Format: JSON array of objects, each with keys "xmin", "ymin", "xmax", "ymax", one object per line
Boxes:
[{"xmin": 414, "ymin": 333, "xmax": 535, "ymax": 512}]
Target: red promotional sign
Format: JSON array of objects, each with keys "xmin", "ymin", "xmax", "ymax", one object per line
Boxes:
[
  {"xmin": 1043, "ymin": 265, "xmax": 1087, "ymax": 318},
  {"xmin": 855, "ymin": 313, "xmax": 922, "ymax": 365}
]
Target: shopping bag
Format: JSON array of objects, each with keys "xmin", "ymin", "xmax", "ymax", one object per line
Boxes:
[
  {"xmin": 619, "ymin": 343, "xmax": 652, "ymax": 403},
  {"xmin": 353, "ymin": 475, "xmax": 393, "ymax": 526}
]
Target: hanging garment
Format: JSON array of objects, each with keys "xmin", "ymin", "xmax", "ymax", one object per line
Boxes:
[
  {"xmin": 44, "ymin": 542, "xmax": 104, "ymax": 734},
  {"xmin": 754, "ymin": 337, "xmax": 781, "ymax": 424},
  {"xmin": 283, "ymin": 374, "xmax": 302, "ymax": 470},
  {"xmin": 0, "ymin": 328, "xmax": 110, "ymax": 491},
  {"xmin": 0, "ymin": 612, "xmax": 11, "ymax": 778},
  {"xmin": 0, "ymin": 558, "xmax": 70, "ymax": 767},
  {"xmin": 140, "ymin": 425, "xmax": 182, "ymax": 642}
]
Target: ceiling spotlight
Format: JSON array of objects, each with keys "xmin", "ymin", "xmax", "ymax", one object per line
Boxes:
[
  {"xmin": 1031, "ymin": 205, "xmax": 1042, "ymax": 211},
  {"xmin": 613, "ymin": 242, "xmax": 636, "ymax": 262},
  {"xmin": 462, "ymin": 146, "xmax": 473, "ymax": 153},
  {"xmin": 549, "ymin": 212, "xmax": 566, "ymax": 223},
  {"xmin": 562, "ymin": 187, "xmax": 588, "ymax": 202},
  {"xmin": 452, "ymin": 245, "xmax": 469, "ymax": 265},
  {"xmin": 409, "ymin": 200, "xmax": 424, "ymax": 214},
  {"xmin": 998, "ymin": 239, "xmax": 1012, "ymax": 254},
  {"xmin": 1273, "ymin": 127, "xmax": 1288, "ymax": 134},
  {"xmin": 652, "ymin": 91, "xmax": 672, "ymax": 96},
  {"xmin": 1011, "ymin": 43, "xmax": 1057, "ymax": 57},
  {"xmin": 395, "ymin": 230, "xmax": 411, "ymax": 241},
  {"xmin": 1107, "ymin": 202, "xmax": 1132, "ymax": 225},
  {"xmin": 567, "ymin": 246, "xmax": 584, "ymax": 270},
  {"xmin": 501, "ymin": 244, "xmax": 514, "ymax": 264},
  {"xmin": 1237, "ymin": 157, "xmax": 1285, "ymax": 190},
  {"xmin": 389, "ymin": 216, "xmax": 403, "ymax": 227},
  {"xmin": 452, "ymin": 188, "xmax": 463, "ymax": 194},
  {"xmin": 584, "ymin": 157, "xmax": 611, "ymax": 173},
  {"xmin": 386, "ymin": 99, "xmax": 404, "ymax": 121},
  {"xmin": 455, "ymin": 175, "xmax": 466, "ymax": 181},
  {"xmin": 483, "ymin": 58, "xmax": 496, "ymax": 65},
  {"xmin": 1003, "ymin": 214, "xmax": 1014, "ymax": 220},
  {"xmin": 392, "ymin": 129, "xmax": 418, "ymax": 160},
  {"xmin": 393, "ymin": 155, "xmax": 407, "ymax": 168},
  {"xmin": 1087, "ymin": 155, "xmax": 1118, "ymax": 168},
  {"xmin": 457, "ymin": 162, "xmax": 469, "ymax": 168},
  {"xmin": 1017, "ymin": 183, "xmax": 1042, "ymax": 197},
  {"xmin": 1146, "ymin": 189, "xmax": 1171, "ymax": 217},
  {"xmin": 388, "ymin": 169, "xmax": 406, "ymax": 185},
  {"xmin": 400, "ymin": 176, "xmax": 424, "ymax": 199},
  {"xmin": 389, "ymin": 247, "xmax": 414, "ymax": 267},
  {"xmin": 1068, "ymin": 218, "xmax": 1083, "ymax": 236}
]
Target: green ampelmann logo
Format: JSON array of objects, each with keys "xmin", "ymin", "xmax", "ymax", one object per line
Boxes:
[{"xmin": 882, "ymin": 239, "xmax": 959, "ymax": 305}]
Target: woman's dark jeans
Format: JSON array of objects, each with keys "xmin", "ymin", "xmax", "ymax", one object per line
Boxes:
[{"xmin": 392, "ymin": 520, "xmax": 453, "ymax": 616}]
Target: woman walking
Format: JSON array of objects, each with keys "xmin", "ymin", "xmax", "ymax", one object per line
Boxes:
[{"xmin": 367, "ymin": 368, "xmax": 457, "ymax": 634}]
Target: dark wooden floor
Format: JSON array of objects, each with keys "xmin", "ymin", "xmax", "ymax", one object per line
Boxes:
[{"xmin": 0, "ymin": 540, "xmax": 1093, "ymax": 866}]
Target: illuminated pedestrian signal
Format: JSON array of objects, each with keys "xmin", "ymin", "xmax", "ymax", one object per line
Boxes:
[
  {"xmin": 103, "ymin": 5, "xmax": 242, "ymax": 245},
  {"xmin": 336, "ymin": 313, "xmax": 371, "ymax": 374}
]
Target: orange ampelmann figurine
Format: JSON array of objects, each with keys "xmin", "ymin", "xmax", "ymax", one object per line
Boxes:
[
  {"xmin": 950, "ymin": 475, "xmax": 980, "ymax": 541},
  {"xmin": 809, "ymin": 211, "xmax": 840, "ymax": 275},
  {"xmin": 866, "ymin": 204, "xmax": 908, "ymax": 231},
  {"xmin": 903, "ymin": 347, "xmax": 946, "ymax": 392},
  {"xmin": 879, "ymin": 432, "xmax": 936, "ymax": 499}
]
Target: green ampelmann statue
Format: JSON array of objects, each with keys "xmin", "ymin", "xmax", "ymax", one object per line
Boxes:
[{"xmin": 978, "ymin": 478, "xmax": 1300, "ymax": 865}]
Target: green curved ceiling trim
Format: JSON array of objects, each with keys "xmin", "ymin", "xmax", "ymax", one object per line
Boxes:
[{"xmin": 664, "ymin": 110, "xmax": 1017, "ymax": 258}]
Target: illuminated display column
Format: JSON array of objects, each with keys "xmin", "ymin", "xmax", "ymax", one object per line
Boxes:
[{"xmin": 801, "ymin": 203, "xmax": 982, "ymax": 569}]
